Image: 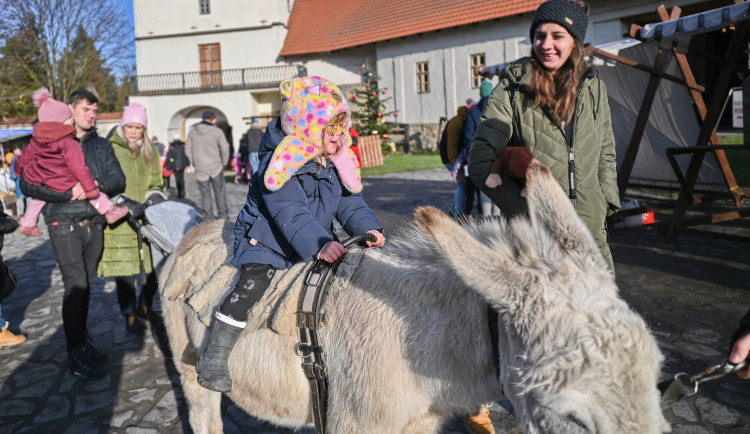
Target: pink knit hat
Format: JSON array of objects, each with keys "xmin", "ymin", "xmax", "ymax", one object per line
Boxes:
[
  {"xmin": 32, "ymin": 88, "xmax": 72, "ymax": 123},
  {"xmin": 121, "ymin": 103, "xmax": 148, "ymax": 128}
]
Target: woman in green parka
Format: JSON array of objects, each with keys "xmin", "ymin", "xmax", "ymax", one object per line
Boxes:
[
  {"xmin": 100, "ymin": 103, "xmax": 164, "ymax": 334},
  {"xmin": 468, "ymin": 0, "xmax": 620, "ymax": 272}
]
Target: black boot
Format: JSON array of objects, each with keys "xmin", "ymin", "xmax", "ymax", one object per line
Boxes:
[{"xmin": 196, "ymin": 313, "xmax": 245, "ymax": 392}]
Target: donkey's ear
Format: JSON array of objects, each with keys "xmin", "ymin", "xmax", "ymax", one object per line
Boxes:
[
  {"xmin": 524, "ymin": 160, "xmax": 600, "ymax": 257},
  {"xmin": 414, "ymin": 207, "xmax": 529, "ymax": 310}
]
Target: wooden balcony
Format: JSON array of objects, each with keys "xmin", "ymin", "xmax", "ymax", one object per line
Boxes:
[{"xmin": 132, "ymin": 64, "xmax": 307, "ymax": 96}]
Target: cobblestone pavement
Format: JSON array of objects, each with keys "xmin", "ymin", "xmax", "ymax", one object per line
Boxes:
[{"xmin": 0, "ymin": 168, "xmax": 748, "ymax": 433}]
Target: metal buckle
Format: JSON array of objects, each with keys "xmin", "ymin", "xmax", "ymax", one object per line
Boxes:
[
  {"xmin": 295, "ymin": 342, "xmax": 313, "ymax": 358},
  {"xmin": 306, "ymin": 267, "xmax": 324, "ymax": 287},
  {"xmin": 691, "ymin": 360, "xmax": 748, "ymax": 388}
]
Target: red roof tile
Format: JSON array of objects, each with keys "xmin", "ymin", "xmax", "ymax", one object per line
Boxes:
[{"xmin": 281, "ymin": 0, "xmax": 544, "ymax": 56}]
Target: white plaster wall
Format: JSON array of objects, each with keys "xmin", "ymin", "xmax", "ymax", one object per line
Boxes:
[
  {"xmin": 136, "ymin": 26, "xmax": 289, "ymax": 75},
  {"xmin": 133, "ymin": 0, "xmax": 293, "ymax": 37},
  {"xmin": 130, "ymin": 88, "xmax": 279, "ymax": 152},
  {"xmin": 376, "ymin": 17, "xmax": 531, "ymax": 124},
  {"xmin": 286, "ymin": 47, "xmax": 377, "ymax": 88}
]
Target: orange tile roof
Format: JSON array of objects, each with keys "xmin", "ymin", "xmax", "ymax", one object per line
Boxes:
[{"xmin": 281, "ymin": 0, "xmax": 544, "ymax": 56}]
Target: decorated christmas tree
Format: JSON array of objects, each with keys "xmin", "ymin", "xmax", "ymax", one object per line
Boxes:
[{"xmin": 349, "ymin": 64, "xmax": 397, "ymax": 148}]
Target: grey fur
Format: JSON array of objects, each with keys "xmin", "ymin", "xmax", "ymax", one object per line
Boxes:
[{"xmin": 160, "ymin": 160, "xmax": 669, "ymax": 433}]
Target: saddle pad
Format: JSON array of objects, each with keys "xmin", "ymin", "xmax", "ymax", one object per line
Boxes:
[
  {"xmin": 160, "ymin": 218, "xmax": 368, "ymax": 336},
  {"xmin": 247, "ymin": 248, "xmax": 368, "ymax": 337}
]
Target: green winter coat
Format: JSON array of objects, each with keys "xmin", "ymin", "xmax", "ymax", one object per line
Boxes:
[
  {"xmin": 468, "ymin": 58, "xmax": 620, "ymax": 268},
  {"xmin": 98, "ymin": 131, "xmax": 164, "ymax": 277}
]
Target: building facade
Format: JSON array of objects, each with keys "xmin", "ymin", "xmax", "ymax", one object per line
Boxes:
[{"xmin": 130, "ymin": 0, "xmax": 720, "ymax": 151}]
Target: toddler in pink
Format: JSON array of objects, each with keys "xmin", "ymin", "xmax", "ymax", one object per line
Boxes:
[{"xmin": 13, "ymin": 88, "xmax": 128, "ymax": 237}]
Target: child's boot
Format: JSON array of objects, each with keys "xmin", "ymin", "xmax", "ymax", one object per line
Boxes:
[
  {"xmin": 196, "ymin": 312, "xmax": 245, "ymax": 392},
  {"xmin": 17, "ymin": 225, "xmax": 42, "ymax": 237},
  {"xmin": 0, "ymin": 321, "xmax": 26, "ymax": 348},
  {"xmin": 104, "ymin": 205, "xmax": 129, "ymax": 224}
]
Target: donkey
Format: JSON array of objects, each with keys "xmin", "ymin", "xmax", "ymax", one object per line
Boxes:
[{"xmin": 159, "ymin": 160, "xmax": 669, "ymax": 433}]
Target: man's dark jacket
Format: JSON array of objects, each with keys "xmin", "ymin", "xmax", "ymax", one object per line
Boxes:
[{"xmin": 20, "ymin": 128, "xmax": 126, "ymax": 224}]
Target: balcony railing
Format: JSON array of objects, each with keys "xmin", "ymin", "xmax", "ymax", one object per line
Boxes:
[{"xmin": 132, "ymin": 64, "xmax": 308, "ymax": 96}]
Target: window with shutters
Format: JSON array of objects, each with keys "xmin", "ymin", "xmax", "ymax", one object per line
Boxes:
[
  {"xmin": 199, "ymin": 43, "xmax": 222, "ymax": 88},
  {"xmin": 416, "ymin": 61, "xmax": 429, "ymax": 94},
  {"xmin": 199, "ymin": 0, "xmax": 211, "ymax": 14},
  {"xmin": 470, "ymin": 53, "xmax": 485, "ymax": 89}
]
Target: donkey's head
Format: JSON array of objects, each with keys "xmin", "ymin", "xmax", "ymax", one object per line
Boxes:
[{"xmin": 416, "ymin": 161, "xmax": 669, "ymax": 433}]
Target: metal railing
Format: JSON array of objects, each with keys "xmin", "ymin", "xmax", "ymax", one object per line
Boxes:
[{"xmin": 132, "ymin": 64, "xmax": 307, "ymax": 95}]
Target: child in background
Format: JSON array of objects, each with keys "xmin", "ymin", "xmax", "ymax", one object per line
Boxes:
[{"xmin": 13, "ymin": 88, "xmax": 128, "ymax": 237}]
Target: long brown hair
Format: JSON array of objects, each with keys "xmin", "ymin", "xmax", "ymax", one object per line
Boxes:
[{"xmin": 529, "ymin": 42, "xmax": 588, "ymax": 124}]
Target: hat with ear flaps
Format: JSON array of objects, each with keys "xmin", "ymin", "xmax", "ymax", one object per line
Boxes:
[{"xmin": 264, "ymin": 76, "xmax": 362, "ymax": 193}]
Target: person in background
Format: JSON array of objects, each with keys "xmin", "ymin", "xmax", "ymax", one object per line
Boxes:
[
  {"xmin": 233, "ymin": 133, "xmax": 251, "ymax": 184},
  {"xmin": 0, "ymin": 211, "xmax": 24, "ymax": 349},
  {"xmin": 463, "ymin": 79, "xmax": 499, "ymax": 218},
  {"xmin": 348, "ymin": 125, "xmax": 363, "ymax": 169},
  {"xmin": 246, "ymin": 119, "xmax": 264, "ymax": 178},
  {"xmin": 101, "ymin": 103, "xmax": 165, "ymax": 335},
  {"xmin": 20, "ymin": 89, "xmax": 127, "ymax": 380},
  {"xmin": 166, "ymin": 134, "xmax": 189, "ymax": 198},
  {"xmin": 9, "ymin": 149, "xmax": 26, "ymax": 219},
  {"xmin": 151, "ymin": 135, "xmax": 165, "ymax": 157},
  {"xmin": 186, "ymin": 109, "xmax": 230, "ymax": 220},
  {"xmin": 730, "ymin": 309, "xmax": 750, "ymax": 379},
  {"xmin": 13, "ymin": 88, "xmax": 129, "ymax": 238}
]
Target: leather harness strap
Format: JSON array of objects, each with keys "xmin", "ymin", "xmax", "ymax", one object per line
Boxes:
[{"xmin": 296, "ymin": 233, "xmax": 376, "ymax": 434}]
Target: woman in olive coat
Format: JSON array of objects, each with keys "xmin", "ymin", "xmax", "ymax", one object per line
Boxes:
[
  {"xmin": 468, "ymin": 0, "xmax": 620, "ymax": 271},
  {"xmin": 100, "ymin": 103, "xmax": 164, "ymax": 334}
]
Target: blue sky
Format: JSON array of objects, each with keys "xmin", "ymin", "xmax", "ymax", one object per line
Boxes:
[{"xmin": 118, "ymin": 0, "xmax": 136, "ymax": 75}]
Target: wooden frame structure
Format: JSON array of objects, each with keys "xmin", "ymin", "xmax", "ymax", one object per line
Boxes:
[{"xmin": 587, "ymin": 2, "xmax": 750, "ymax": 242}]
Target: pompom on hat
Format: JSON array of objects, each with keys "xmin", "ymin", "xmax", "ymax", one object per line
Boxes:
[
  {"xmin": 121, "ymin": 103, "xmax": 148, "ymax": 128},
  {"xmin": 32, "ymin": 88, "xmax": 72, "ymax": 123},
  {"xmin": 264, "ymin": 76, "xmax": 362, "ymax": 193},
  {"xmin": 530, "ymin": 0, "xmax": 588, "ymax": 44}
]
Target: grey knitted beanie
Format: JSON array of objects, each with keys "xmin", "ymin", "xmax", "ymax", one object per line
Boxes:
[{"xmin": 530, "ymin": 0, "xmax": 588, "ymax": 43}]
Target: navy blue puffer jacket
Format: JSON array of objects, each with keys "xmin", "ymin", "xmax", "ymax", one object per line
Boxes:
[{"xmin": 231, "ymin": 117, "xmax": 383, "ymax": 269}]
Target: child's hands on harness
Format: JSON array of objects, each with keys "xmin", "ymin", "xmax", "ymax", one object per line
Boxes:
[
  {"xmin": 366, "ymin": 230, "xmax": 386, "ymax": 247},
  {"xmin": 317, "ymin": 241, "xmax": 348, "ymax": 263}
]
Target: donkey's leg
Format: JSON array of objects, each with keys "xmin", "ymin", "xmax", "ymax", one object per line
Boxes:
[
  {"xmin": 400, "ymin": 412, "xmax": 444, "ymax": 434},
  {"xmin": 161, "ymin": 298, "xmax": 224, "ymax": 434}
]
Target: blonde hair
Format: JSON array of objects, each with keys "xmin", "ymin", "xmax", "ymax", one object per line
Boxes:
[
  {"xmin": 120, "ymin": 125, "xmax": 155, "ymax": 166},
  {"xmin": 529, "ymin": 42, "xmax": 588, "ymax": 124},
  {"xmin": 314, "ymin": 112, "xmax": 348, "ymax": 167}
]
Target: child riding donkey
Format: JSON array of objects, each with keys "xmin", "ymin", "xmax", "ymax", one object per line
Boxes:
[{"xmin": 196, "ymin": 76, "xmax": 386, "ymax": 392}]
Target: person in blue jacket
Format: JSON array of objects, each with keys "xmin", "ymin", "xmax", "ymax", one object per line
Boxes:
[{"xmin": 196, "ymin": 76, "xmax": 386, "ymax": 392}]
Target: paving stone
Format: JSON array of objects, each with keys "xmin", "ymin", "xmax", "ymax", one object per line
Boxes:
[
  {"xmin": 111, "ymin": 409, "xmax": 135, "ymax": 428},
  {"xmin": 127, "ymin": 387, "xmax": 157, "ymax": 404},
  {"xmin": 33, "ymin": 394, "xmax": 70, "ymax": 423},
  {"xmin": 0, "ymin": 398, "xmax": 35, "ymax": 416},
  {"xmin": 671, "ymin": 424, "xmax": 714, "ymax": 434},
  {"xmin": 695, "ymin": 397, "xmax": 742, "ymax": 426},
  {"xmin": 75, "ymin": 390, "xmax": 115, "ymax": 415},
  {"xmin": 141, "ymin": 391, "xmax": 179, "ymax": 425},
  {"xmin": 672, "ymin": 399, "xmax": 699, "ymax": 422},
  {"xmin": 13, "ymin": 379, "xmax": 53, "ymax": 398}
]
